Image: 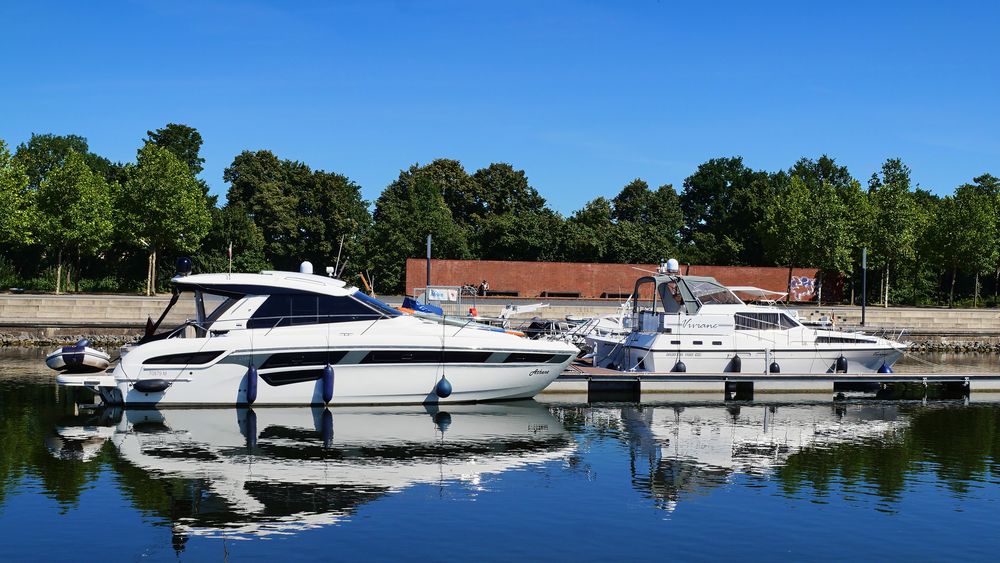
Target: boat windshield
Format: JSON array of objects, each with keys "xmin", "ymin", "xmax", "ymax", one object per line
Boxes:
[
  {"xmin": 353, "ymin": 291, "xmax": 402, "ymax": 317},
  {"xmin": 199, "ymin": 291, "xmax": 242, "ymax": 325},
  {"xmin": 686, "ymin": 280, "xmax": 742, "ymax": 305}
]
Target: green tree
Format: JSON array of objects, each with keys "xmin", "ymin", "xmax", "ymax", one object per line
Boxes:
[
  {"xmin": 906, "ymin": 189, "xmax": 943, "ymax": 305},
  {"xmin": 968, "ymin": 174, "xmax": 1000, "ymax": 303},
  {"xmin": 14, "ymin": 133, "xmax": 119, "ymax": 188},
  {"xmin": 145, "ymin": 123, "xmax": 206, "ymax": 176},
  {"xmin": 680, "ymin": 157, "xmax": 772, "ymax": 265},
  {"xmin": 837, "ymin": 178, "xmax": 874, "ymax": 305},
  {"xmin": 369, "ymin": 166, "xmax": 470, "ymax": 293},
  {"xmin": 475, "ymin": 210, "xmax": 566, "ymax": 262},
  {"xmin": 421, "ymin": 159, "xmax": 483, "ymax": 227},
  {"xmin": 224, "ymin": 150, "xmax": 370, "ymax": 272},
  {"xmin": 146, "ymin": 123, "xmax": 218, "ymax": 211},
  {"xmin": 0, "ymin": 140, "xmax": 34, "ymax": 246},
  {"xmin": 563, "ymin": 197, "xmax": 614, "ymax": 262},
  {"xmin": 471, "ymin": 163, "xmax": 547, "ymax": 215},
  {"xmin": 294, "ymin": 169, "xmax": 371, "ymax": 275},
  {"xmin": 468, "ymin": 163, "xmax": 564, "ymax": 260},
  {"xmin": 867, "ymin": 159, "xmax": 920, "ymax": 306},
  {"xmin": 610, "ymin": 180, "xmax": 683, "ymax": 263},
  {"xmin": 35, "ymin": 152, "xmax": 114, "ymax": 293},
  {"xmin": 765, "ymin": 157, "xmax": 858, "ymax": 303},
  {"xmin": 14, "ymin": 133, "xmax": 89, "ymax": 189},
  {"xmin": 947, "ymin": 181, "xmax": 998, "ymax": 306},
  {"xmin": 193, "ymin": 203, "xmax": 270, "ymax": 274},
  {"xmin": 224, "ymin": 150, "xmax": 299, "ymax": 266},
  {"xmin": 122, "ymin": 144, "xmax": 211, "ymax": 295},
  {"xmin": 761, "ymin": 173, "xmax": 812, "ymax": 293}
]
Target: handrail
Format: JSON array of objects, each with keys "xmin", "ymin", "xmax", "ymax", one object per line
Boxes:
[{"xmin": 156, "ymin": 312, "xmax": 395, "ymax": 340}]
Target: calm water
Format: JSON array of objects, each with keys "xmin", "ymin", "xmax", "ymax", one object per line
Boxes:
[{"xmin": 3, "ymin": 348, "xmax": 1000, "ymax": 561}]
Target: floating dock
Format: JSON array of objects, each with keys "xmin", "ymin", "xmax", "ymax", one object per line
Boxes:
[{"xmin": 544, "ymin": 363, "xmax": 1000, "ymax": 400}]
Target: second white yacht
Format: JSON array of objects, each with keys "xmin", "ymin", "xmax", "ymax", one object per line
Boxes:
[{"xmin": 588, "ymin": 260, "xmax": 906, "ymax": 374}]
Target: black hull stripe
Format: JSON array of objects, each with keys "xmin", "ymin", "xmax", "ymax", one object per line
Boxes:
[{"xmin": 221, "ymin": 350, "xmax": 573, "ymax": 368}]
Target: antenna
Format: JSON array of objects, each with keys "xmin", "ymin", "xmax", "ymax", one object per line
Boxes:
[{"xmin": 333, "ymin": 236, "xmax": 344, "ymax": 275}]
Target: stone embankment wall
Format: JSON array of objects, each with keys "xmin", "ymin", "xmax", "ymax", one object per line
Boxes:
[
  {"xmin": 0, "ymin": 294, "xmax": 195, "ymax": 346},
  {"xmin": 2, "ymin": 294, "xmax": 999, "ymax": 351}
]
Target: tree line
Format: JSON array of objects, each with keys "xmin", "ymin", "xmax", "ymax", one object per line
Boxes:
[{"xmin": 1, "ymin": 123, "xmax": 997, "ymax": 306}]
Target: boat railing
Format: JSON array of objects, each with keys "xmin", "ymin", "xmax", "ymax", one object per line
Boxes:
[
  {"xmin": 858, "ymin": 325, "xmax": 909, "ymax": 343},
  {"xmin": 154, "ymin": 313, "xmax": 392, "ymax": 340}
]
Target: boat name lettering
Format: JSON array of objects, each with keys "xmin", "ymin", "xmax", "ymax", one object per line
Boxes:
[
  {"xmin": 529, "ymin": 368, "xmax": 549, "ymax": 377},
  {"xmin": 680, "ymin": 319, "xmax": 728, "ymax": 329}
]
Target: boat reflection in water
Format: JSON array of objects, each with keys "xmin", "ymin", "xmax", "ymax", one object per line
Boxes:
[
  {"xmin": 49, "ymin": 401, "xmax": 575, "ymax": 539},
  {"xmin": 601, "ymin": 399, "xmax": 908, "ymax": 510}
]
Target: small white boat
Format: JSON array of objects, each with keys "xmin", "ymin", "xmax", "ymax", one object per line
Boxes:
[{"xmin": 45, "ymin": 339, "xmax": 111, "ymax": 373}]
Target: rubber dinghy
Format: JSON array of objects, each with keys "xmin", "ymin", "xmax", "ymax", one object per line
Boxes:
[{"xmin": 46, "ymin": 339, "xmax": 111, "ymax": 373}]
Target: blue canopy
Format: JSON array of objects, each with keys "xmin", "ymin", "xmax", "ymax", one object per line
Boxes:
[{"xmin": 402, "ymin": 296, "xmax": 444, "ymax": 316}]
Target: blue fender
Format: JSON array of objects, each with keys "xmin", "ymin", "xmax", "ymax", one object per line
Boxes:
[
  {"xmin": 322, "ymin": 364, "xmax": 335, "ymax": 403},
  {"xmin": 246, "ymin": 364, "xmax": 258, "ymax": 404}
]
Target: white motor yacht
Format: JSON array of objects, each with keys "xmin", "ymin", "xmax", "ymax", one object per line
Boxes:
[
  {"xmin": 55, "ymin": 262, "xmax": 577, "ymax": 406},
  {"xmin": 588, "ymin": 260, "xmax": 906, "ymax": 374}
]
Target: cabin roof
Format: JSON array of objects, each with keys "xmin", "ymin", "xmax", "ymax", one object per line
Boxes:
[{"xmin": 171, "ymin": 271, "xmax": 358, "ymax": 297}]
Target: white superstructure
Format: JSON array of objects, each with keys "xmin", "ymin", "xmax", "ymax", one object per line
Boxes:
[
  {"xmin": 56, "ymin": 267, "xmax": 577, "ymax": 406},
  {"xmin": 589, "ymin": 266, "xmax": 906, "ymax": 374}
]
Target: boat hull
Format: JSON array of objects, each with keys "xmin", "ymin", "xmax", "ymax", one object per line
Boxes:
[
  {"xmin": 81, "ymin": 358, "xmax": 570, "ymax": 406},
  {"xmin": 591, "ymin": 337, "xmax": 905, "ymax": 374}
]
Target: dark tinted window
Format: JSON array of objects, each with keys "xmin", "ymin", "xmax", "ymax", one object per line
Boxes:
[
  {"xmin": 248, "ymin": 295, "xmax": 383, "ymax": 328},
  {"xmin": 503, "ymin": 352, "xmax": 556, "ymax": 363},
  {"xmin": 260, "ymin": 369, "xmax": 325, "ymax": 387},
  {"xmin": 261, "ymin": 351, "xmax": 348, "ymax": 369},
  {"xmin": 361, "ymin": 350, "xmax": 491, "ymax": 364},
  {"xmin": 145, "ymin": 351, "xmax": 223, "ymax": 365}
]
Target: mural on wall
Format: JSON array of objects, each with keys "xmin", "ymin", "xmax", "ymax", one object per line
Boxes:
[{"xmin": 789, "ymin": 276, "xmax": 816, "ymax": 301}]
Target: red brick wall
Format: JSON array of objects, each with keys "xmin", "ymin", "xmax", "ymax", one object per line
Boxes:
[{"xmin": 405, "ymin": 259, "xmax": 828, "ymax": 302}]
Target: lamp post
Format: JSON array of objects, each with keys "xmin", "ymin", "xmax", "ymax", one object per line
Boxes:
[
  {"xmin": 425, "ymin": 234, "xmax": 432, "ymax": 304},
  {"xmin": 861, "ymin": 247, "xmax": 867, "ymax": 327}
]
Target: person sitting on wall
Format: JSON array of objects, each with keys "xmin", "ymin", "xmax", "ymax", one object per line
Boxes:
[{"xmin": 478, "ymin": 279, "xmax": 490, "ymax": 296}]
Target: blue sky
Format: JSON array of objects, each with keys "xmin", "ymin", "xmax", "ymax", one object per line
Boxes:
[{"xmin": 2, "ymin": 1, "xmax": 997, "ymax": 214}]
